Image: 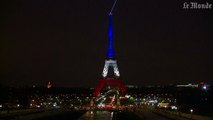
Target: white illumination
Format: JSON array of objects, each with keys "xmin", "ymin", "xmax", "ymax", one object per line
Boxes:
[
  {"xmin": 125, "ymin": 95, "xmax": 130, "ymax": 98},
  {"xmin": 102, "ymin": 60, "xmax": 120, "ymax": 77},
  {"xmin": 111, "ymin": 112, "xmax": 114, "ymax": 117},
  {"xmin": 36, "ymin": 105, "xmax": 41, "ymax": 108},
  {"xmin": 53, "ymin": 103, "xmax": 57, "ymax": 107},
  {"xmin": 98, "ymin": 103, "xmax": 105, "ymax": 108},
  {"xmin": 171, "ymin": 106, "xmax": 177, "ymax": 110}
]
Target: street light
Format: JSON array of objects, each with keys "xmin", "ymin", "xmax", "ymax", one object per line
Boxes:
[{"xmin": 190, "ymin": 109, "xmax": 193, "ymax": 119}]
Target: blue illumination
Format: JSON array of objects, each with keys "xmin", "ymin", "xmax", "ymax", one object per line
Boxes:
[{"xmin": 107, "ymin": 14, "xmax": 115, "ymax": 58}]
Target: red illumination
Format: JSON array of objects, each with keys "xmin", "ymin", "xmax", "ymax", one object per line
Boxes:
[
  {"xmin": 200, "ymin": 82, "xmax": 204, "ymax": 85},
  {"xmin": 93, "ymin": 78, "xmax": 126, "ymax": 97},
  {"xmin": 47, "ymin": 81, "xmax": 52, "ymax": 89}
]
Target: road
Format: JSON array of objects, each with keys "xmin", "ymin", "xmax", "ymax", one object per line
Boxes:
[
  {"xmin": 0, "ymin": 106, "xmax": 176, "ymax": 120},
  {"xmin": 136, "ymin": 109, "xmax": 171, "ymax": 120},
  {"xmin": 78, "ymin": 109, "xmax": 171, "ymax": 120},
  {"xmin": 78, "ymin": 111, "xmax": 114, "ymax": 120},
  {"xmin": 135, "ymin": 105, "xmax": 173, "ymax": 120}
]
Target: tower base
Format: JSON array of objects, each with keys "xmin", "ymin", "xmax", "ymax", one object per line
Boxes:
[{"xmin": 93, "ymin": 78, "xmax": 126, "ymax": 97}]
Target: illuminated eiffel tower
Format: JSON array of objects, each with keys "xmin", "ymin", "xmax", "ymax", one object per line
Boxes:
[{"xmin": 93, "ymin": 0, "xmax": 126, "ymax": 97}]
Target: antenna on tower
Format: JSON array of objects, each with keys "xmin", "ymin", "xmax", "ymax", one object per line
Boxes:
[{"xmin": 109, "ymin": 0, "xmax": 118, "ymax": 15}]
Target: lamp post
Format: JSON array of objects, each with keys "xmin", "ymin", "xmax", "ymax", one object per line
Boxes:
[{"xmin": 190, "ymin": 109, "xmax": 193, "ymax": 119}]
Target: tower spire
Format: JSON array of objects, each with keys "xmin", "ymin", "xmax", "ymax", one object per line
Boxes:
[{"xmin": 107, "ymin": 0, "xmax": 118, "ymax": 59}]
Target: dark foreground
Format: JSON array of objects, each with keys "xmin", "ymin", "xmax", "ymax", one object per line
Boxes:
[
  {"xmin": 33, "ymin": 110, "xmax": 170, "ymax": 120},
  {"xmin": 1, "ymin": 108, "xmax": 212, "ymax": 120},
  {"xmin": 35, "ymin": 110, "xmax": 86, "ymax": 120},
  {"xmin": 36, "ymin": 110, "xmax": 143, "ymax": 120},
  {"xmin": 33, "ymin": 109, "xmax": 213, "ymax": 120}
]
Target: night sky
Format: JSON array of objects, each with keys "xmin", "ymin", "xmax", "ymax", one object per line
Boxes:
[{"xmin": 1, "ymin": 0, "xmax": 213, "ymax": 87}]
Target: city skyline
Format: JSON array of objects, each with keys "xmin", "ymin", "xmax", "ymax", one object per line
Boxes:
[{"xmin": 1, "ymin": 0, "xmax": 213, "ymax": 87}]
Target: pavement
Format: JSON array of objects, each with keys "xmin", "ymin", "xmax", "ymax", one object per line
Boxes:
[
  {"xmin": 79, "ymin": 107, "xmax": 172, "ymax": 120},
  {"xmin": 78, "ymin": 110, "xmax": 114, "ymax": 120},
  {"xmin": 136, "ymin": 108, "xmax": 171, "ymax": 120}
]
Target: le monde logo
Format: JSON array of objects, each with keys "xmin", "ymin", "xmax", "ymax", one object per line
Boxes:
[{"xmin": 183, "ymin": 2, "xmax": 212, "ymax": 9}]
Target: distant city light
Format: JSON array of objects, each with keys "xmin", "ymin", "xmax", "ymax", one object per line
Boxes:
[
  {"xmin": 125, "ymin": 95, "xmax": 130, "ymax": 98},
  {"xmin": 111, "ymin": 112, "xmax": 113, "ymax": 118},
  {"xmin": 171, "ymin": 106, "xmax": 178, "ymax": 110},
  {"xmin": 36, "ymin": 105, "xmax": 41, "ymax": 108},
  {"xmin": 98, "ymin": 103, "xmax": 105, "ymax": 108},
  {"xmin": 47, "ymin": 81, "xmax": 52, "ymax": 89},
  {"xmin": 203, "ymin": 85, "xmax": 207, "ymax": 90},
  {"xmin": 176, "ymin": 83, "xmax": 198, "ymax": 88},
  {"xmin": 190, "ymin": 109, "xmax": 193, "ymax": 113}
]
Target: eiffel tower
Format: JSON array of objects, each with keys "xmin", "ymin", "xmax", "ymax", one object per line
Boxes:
[{"xmin": 93, "ymin": 0, "xmax": 126, "ymax": 97}]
